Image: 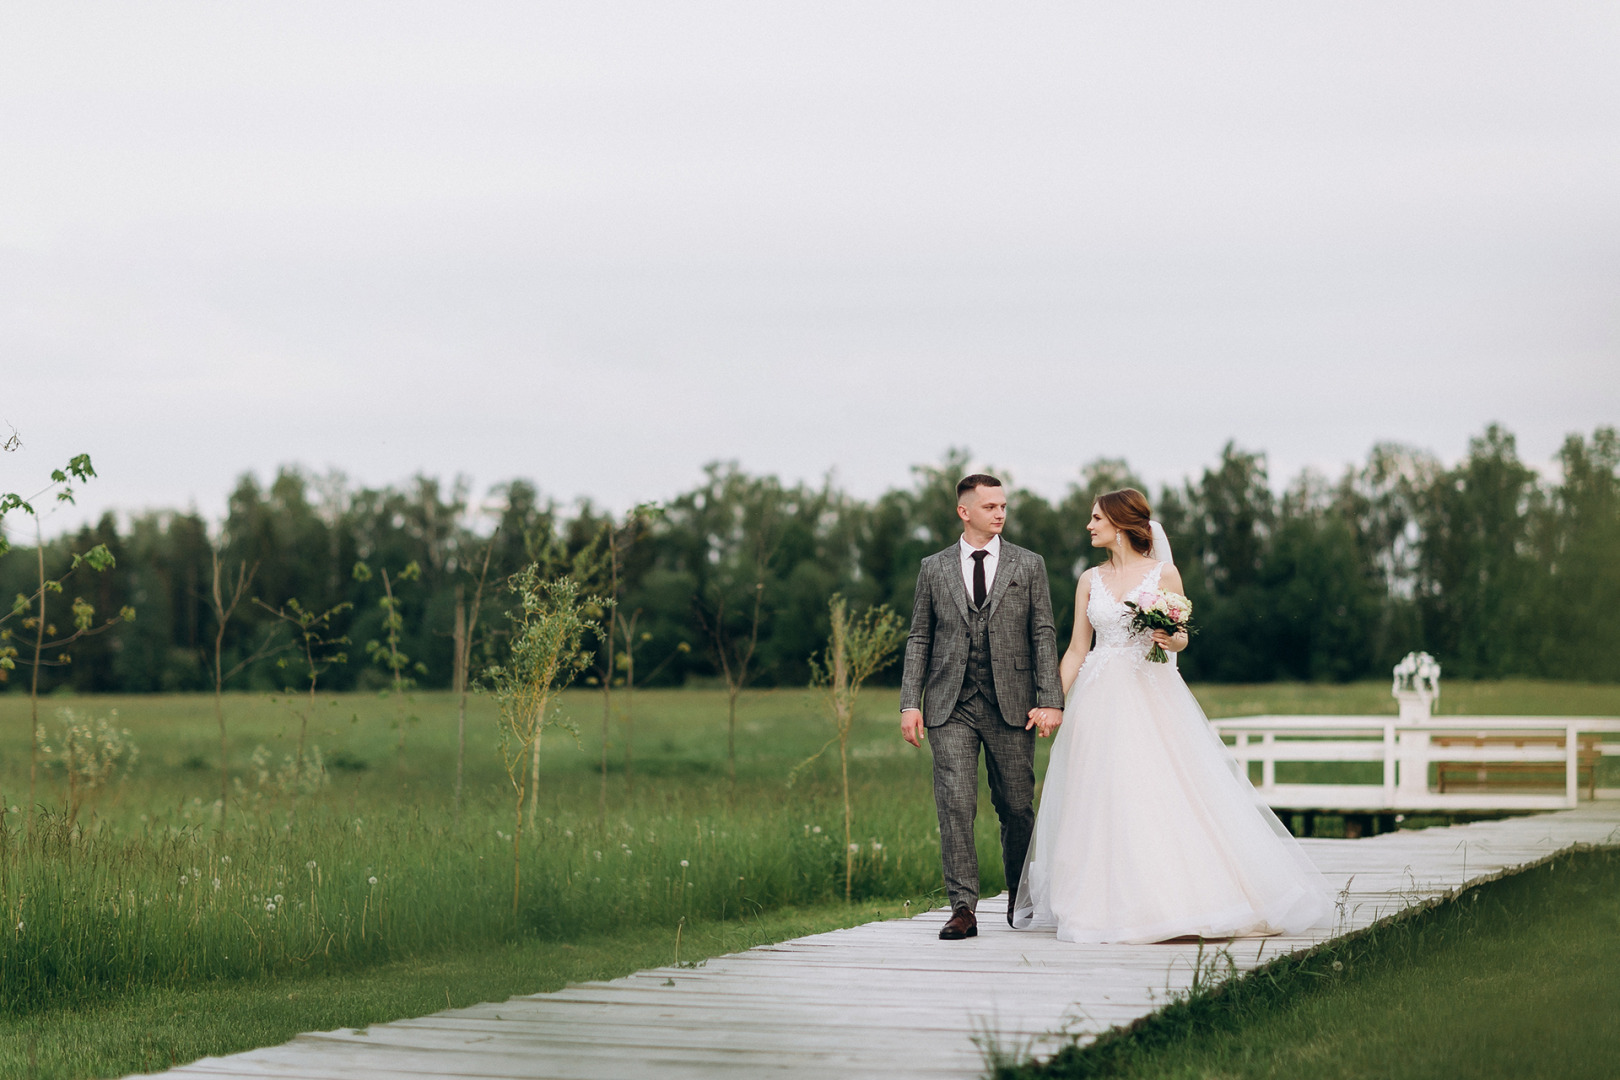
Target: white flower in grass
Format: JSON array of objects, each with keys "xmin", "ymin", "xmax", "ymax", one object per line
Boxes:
[
  {"xmin": 265, "ymin": 902, "xmax": 277, "ymax": 913},
  {"xmin": 221, "ymin": 855, "xmax": 231, "ymax": 865},
  {"xmin": 213, "ymin": 878, "xmax": 222, "ymax": 891},
  {"xmin": 306, "ymin": 861, "xmax": 317, "ymax": 871},
  {"xmin": 179, "ymin": 876, "xmax": 189, "ymax": 886},
  {"xmin": 812, "ymin": 826, "xmax": 821, "ymax": 834},
  {"xmin": 871, "ymin": 842, "xmax": 883, "ymax": 852},
  {"xmin": 368, "ymin": 876, "xmax": 378, "ymax": 886},
  {"xmin": 274, "ymin": 894, "xmax": 283, "ymax": 903},
  {"xmin": 16, "ymin": 921, "xmax": 23, "ymax": 933},
  {"xmin": 680, "ymin": 860, "xmax": 689, "ymax": 868}
]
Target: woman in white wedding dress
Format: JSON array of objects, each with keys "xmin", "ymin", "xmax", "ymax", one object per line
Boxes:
[{"xmin": 1012, "ymin": 488, "xmax": 1333, "ymax": 943}]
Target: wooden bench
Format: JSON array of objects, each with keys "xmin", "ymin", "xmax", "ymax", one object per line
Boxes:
[{"xmin": 1434, "ymin": 734, "xmax": 1603, "ymax": 799}]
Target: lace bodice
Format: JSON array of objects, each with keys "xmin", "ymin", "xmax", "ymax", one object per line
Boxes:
[{"xmin": 1087, "ymin": 561, "xmax": 1164, "ymax": 650}]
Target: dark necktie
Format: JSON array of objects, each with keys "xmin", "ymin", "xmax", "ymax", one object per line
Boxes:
[{"xmin": 971, "ymin": 549, "xmax": 988, "ymax": 608}]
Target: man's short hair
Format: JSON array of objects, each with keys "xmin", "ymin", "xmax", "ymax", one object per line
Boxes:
[{"xmin": 956, "ymin": 473, "xmax": 1005, "ymax": 500}]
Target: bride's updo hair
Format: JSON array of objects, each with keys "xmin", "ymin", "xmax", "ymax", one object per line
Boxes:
[{"xmin": 1095, "ymin": 489, "xmax": 1155, "ymax": 556}]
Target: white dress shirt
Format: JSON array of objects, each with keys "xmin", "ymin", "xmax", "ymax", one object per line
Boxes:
[{"xmin": 958, "ymin": 534, "xmax": 1001, "ymax": 604}]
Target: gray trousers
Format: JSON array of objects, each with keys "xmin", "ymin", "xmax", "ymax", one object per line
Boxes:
[{"xmin": 929, "ymin": 693, "xmax": 1037, "ymax": 911}]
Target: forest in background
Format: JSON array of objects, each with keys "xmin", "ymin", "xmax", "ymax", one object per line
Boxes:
[{"xmin": 2, "ymin": 422, "xmax": 1616, "ymax": 693}]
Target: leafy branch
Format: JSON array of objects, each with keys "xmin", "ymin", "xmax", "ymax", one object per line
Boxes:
[{"xmin": 0, "ymin": 451, "xmax": 133, "ymax": 831}]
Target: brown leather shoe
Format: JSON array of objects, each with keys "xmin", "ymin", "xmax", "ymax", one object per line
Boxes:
[{"xmin": 939, "ymin": 906, "xmax": 977, "ymax": 940}]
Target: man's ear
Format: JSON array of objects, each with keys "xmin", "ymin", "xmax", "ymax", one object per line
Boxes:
[{"xmin": 955, "ymin": 502, "xmax": 970, "ymax": 523}]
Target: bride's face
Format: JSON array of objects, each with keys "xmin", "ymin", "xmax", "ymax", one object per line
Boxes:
[{"xmin": 1086, "ymin": 504, "xmax": 1117, "ymax": 549}]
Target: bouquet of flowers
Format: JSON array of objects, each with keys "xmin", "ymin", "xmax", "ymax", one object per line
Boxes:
[{"xmin": 1123, "ymin": 589, "xmax": 1194, "ymax": 663}]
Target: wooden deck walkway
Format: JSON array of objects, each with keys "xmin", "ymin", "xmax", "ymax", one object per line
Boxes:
[{"xmin": 143, "ymin": 804, "xmax": 1620, "ymax": 1080}]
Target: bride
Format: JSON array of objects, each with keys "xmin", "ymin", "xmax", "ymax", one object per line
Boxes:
[{"xmin": 1012, "ymin": 488, "xmax": 1333, "ymax": 943}]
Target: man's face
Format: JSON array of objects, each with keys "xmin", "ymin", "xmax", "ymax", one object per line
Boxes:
[{"xmin": 957, "ymin": 485, "xmax": 1007, "ymax": 537}]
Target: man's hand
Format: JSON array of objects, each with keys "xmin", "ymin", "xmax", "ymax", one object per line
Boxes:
[
  {"xmin": 900, "ymin": 708, "xmax": 925, "ymax": 747},
  {"xmin": 1025, "ymin": 706, "xmax": 1063, "ymax": 738}
]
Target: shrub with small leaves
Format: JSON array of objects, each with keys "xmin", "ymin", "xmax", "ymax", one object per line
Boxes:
[{"xmin": 36, "ymin": 707, "xmax": 139, "ymax": 823}]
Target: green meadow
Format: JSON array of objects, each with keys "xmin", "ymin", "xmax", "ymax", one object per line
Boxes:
[
  {"xmin": 0, "ymin": 679, "xmax": 1616, "ymax": 1077},
  {"xmin": 1002, "ymin": 846, "xmax": 1620, "ymax": 1080}
]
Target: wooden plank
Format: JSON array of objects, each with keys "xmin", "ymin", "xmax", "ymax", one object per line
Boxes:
[{"xmin": 130, "ymin": 803, "xmax": 1620, "ymax": 1080}]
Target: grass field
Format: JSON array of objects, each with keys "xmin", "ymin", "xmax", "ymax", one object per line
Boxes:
[
  {"xmin": 0, "ymin": 898, "xmax": 912, "ymax": 1080},
  {"xmin": 0, "ymin": 679, "xmax": 1615, "ymax": 1078},
  {"xmin": 1000, "ymin": 846, "xmax": 1620, "ymax": 1080}
]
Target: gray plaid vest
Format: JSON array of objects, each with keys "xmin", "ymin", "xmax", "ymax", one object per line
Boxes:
[{"xmin": 957, "ymin": 599, "xmax": 998, "ymax": 706}]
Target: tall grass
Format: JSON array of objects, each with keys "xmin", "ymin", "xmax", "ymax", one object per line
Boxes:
[
  {"xmin": 0, "ymin": 688, "xmax": 957, "ymax": 1015},
  {"xmin": 0, "ymin": 798, "xmax": 943, "ymax": 1015},
  {"xmin": 1, "ymin": 681, "xmax": 1613, "ymax": 1019}
]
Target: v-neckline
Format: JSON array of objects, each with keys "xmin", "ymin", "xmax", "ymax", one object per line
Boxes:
[{"xmin": 1095, "ymin": 561, "xmax": 1159, "ymax": 603}]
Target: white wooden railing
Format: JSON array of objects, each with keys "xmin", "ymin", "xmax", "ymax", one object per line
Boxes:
[{"xmin": 1210, "ymin": 715, "xmax": 1620, "ymax": 812}]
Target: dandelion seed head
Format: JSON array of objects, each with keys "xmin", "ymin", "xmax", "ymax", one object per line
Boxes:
[
  {"xmin": 368, "ymin": 876, "xmax": 378, "ymax": 886},
  {"xmin": 213, "ymin": 878, "xmax": 222, "ymax": 891},
  {"xmin": 265, "ymin": 902, "xmax": 277, "ymax": 913},
  {"xmin": 306, "ymin": 861, "xmax": 317, "ymax": 870},
  {"xmin": 1331, "ymin": 960, "xmax": 1343, "ymax": 972},
  {"xmin": 812, "ymin": 826, "xmax": 821, "ymax": 834},
  {"xmin": 178, "ymin": 875, "xmax": 188, "ymax": 886},
  {"xmin": 849, "ymin": 843, "xmax": 859, "ymax": 852},
  {"xmin": 680, "ymin": 860, "xmax": 689, "ymax": 868}
]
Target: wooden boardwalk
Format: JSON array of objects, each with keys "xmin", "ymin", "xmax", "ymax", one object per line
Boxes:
[{"xmin": 143, "ymin": 804, "xmax": 1620, "ymax": 1080}]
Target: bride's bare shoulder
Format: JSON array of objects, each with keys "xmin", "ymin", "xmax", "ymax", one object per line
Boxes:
[{"xmin": 1158, "ymin": 562, "xmax": 1186, "ymax": 593}]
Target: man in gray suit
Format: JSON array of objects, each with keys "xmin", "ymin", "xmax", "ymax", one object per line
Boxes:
[{"xmin": 900, "ymin": 474, "xmax": 1065, "ymax": 939}]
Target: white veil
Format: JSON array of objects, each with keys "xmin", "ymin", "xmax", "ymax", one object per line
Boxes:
[
  {"xmin": 1148, "ymin": 520, "xmax": 1177, "ymax": 669},
  {"xmin": 1149, "ymin": 520, "xmax": 1174, "ymax": 565}
]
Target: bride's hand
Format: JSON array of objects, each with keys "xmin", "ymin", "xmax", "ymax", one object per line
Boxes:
[{"xmin": 1151, "ymin": 629, "xmax": 1188, "ymax": 653}]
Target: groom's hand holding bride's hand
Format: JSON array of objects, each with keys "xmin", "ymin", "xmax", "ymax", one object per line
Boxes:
[
  {"xmin": 900, "ymin": 709, "xmax": 925, "ymax": 747},
  {"xmin": 1026, "ymin": 707, "xmax": 1062, "ymax": 738}
]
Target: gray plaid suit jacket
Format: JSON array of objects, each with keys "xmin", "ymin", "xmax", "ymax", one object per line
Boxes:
[{"xmin": 899, "ymin": 540, "xmax": 1065, "ymax": 727}]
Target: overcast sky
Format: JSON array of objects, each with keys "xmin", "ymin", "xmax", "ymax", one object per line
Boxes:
[{"xmin": 3, "ymin": 2, "xmax": 1617, "ymax": 534}]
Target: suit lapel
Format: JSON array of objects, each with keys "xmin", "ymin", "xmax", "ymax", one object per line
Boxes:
[
  {"xmin": 985, "ymin": 543, "xmax": 1019, "ymax": 619},
  {"xmin": 940, "ymin": 545, "xmax": 970, "ymax": 621}
]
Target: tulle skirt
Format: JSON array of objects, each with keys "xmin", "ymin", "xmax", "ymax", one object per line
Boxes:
[{"xmin": 1013, "ymin": 647, "xmax": 1334, "ymax": 943}]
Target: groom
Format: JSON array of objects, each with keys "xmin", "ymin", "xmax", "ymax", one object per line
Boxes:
[{"xmin": 900, "ymin": 474, "xmax": 1065, "ymax": 940}]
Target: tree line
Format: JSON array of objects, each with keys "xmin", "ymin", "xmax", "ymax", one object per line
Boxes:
[{"xmin": 2, "ymin": 422, "xmax": 1616, "ymax": 696}]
